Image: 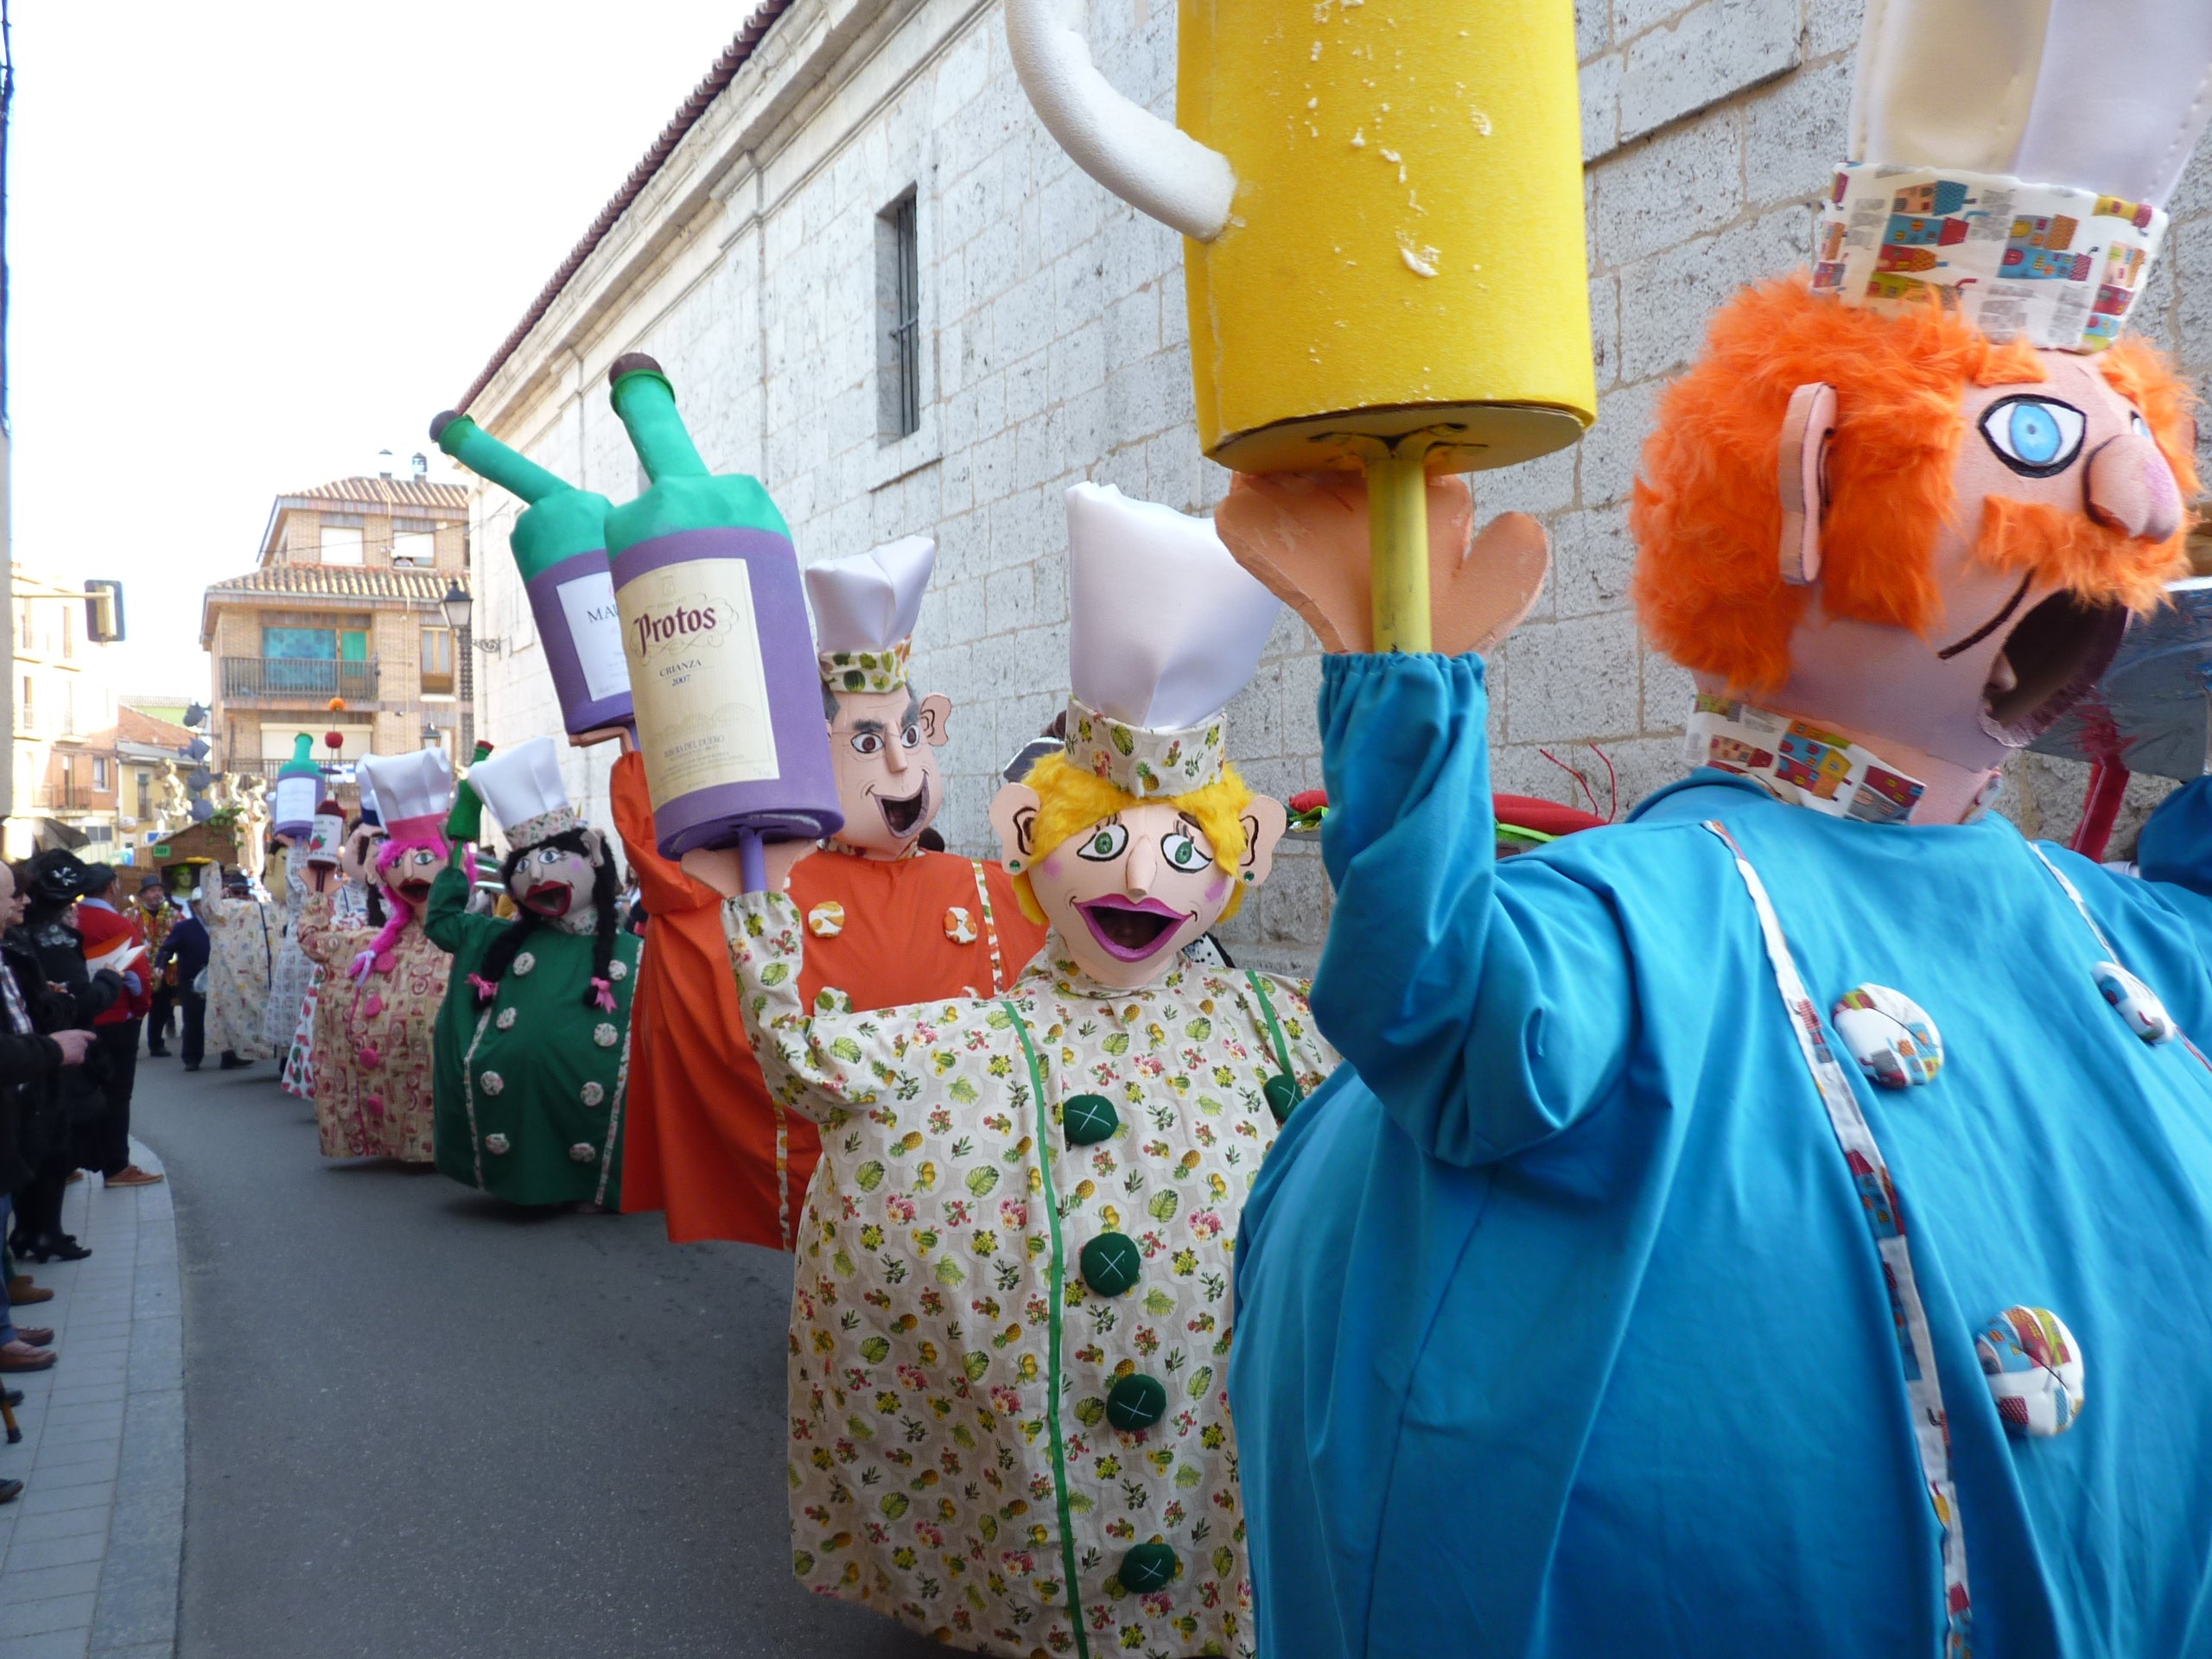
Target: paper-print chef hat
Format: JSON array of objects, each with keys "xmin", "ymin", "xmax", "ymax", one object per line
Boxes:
[
  {"xmin": 354, "ymin": 749, "xmax": 454, "ymax": 845},
  {"xmin": 1811, "ymin": 0, "xmax": 2212, "ymax": 351},
  {"xmin": 806, "ymin": 536, "xmax": 937, "ymax": 695},
  {"xmin": 1063, "ymin": 482, "xmax": 1281, "ymax": 798},
  {"xmin": 467, "ymin": 736, "xmax": 581, "ymax": 851},
  {"xmin": 353, "ymin": 763, "xmax": 381, "ymax": 829}
]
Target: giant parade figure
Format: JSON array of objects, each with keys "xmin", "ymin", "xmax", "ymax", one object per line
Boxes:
[
  {"xmin": 437, "ymin": 373, "xmax": 1048, "ymax": 1245},
  {"xmin": 296, "ymin": 751, "xmax": 454, "ymax": 1165},
  {"xmin": 1205, "ymin": 0, "xmax": 2212, "ymax": 1655},
  {"xmin": 613, "ymin": 532, "xmax": 1048, "ymax": 1245},
  {"xmin": 725, "ymin": 482, "xmax": 1334, "ymax": 1656},
  {"xmin": 429, "ymin": 738, "xmax": 639, "ymax": 1209}
]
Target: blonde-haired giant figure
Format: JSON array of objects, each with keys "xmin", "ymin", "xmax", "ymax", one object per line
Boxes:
[{"xmin": 727, "ymin": 485, "xmax": 1335, "ymax": 1656}]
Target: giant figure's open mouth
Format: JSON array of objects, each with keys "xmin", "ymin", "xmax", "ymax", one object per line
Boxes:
[
  {"xmin": 1075, "ymin": 895, "xmax": 1190, "ymax": 963},
  {"xmin": 397, "ymin": 879, "xmax": 434, "ymax": 906},
  {"xmin": 1978, "ymin": 592, "xmax": 2130, "ymax": 747},
  {"xmin": 524, "ymin": 882, "xmax": 572, "ymax": 917},
  {"xmin": 876, "ymin": 783, "xmax": 929, "ymax": 838}
]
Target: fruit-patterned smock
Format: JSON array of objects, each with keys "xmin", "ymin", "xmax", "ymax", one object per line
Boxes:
[
  {"xmin": 726, "ymin": 889, "xmax": 1334, "ymax": 1658},
  {"xmin": 1230, "ymin": 651, "xmax": 2212, "ymax": 1659}
]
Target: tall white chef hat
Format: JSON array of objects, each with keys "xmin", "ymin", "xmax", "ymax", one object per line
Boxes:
[
  {"xmin": 1062, "ymin": 482, "xmax": 1281, "ymax": 799},
  {"xmin": 807, "ymin": 535, "xmax": 938, "ymax": 695},
  {"xmin": 466, "ymin": 736, "xmax": 579, "ymax": 851},
  {"xmin": 1812, "ymin": 0, "xmax": 2212, "ymax": 351},
  {"xmin": 354, "ymin": 749, "xmax": 453, "ymax": 844}
]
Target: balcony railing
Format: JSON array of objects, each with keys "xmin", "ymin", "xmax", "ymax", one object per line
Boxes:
[{"xmin": 220, "ymin": 658, "xmax": 379, "ymax": 702}]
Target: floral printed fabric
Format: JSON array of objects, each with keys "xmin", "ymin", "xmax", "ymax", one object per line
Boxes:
[
  {"xmin": 296, "ymin": 888, "xmax": 446, "ymax": 1162},
  {"xmin": 726, "ymin": 891, "xmax": 1335, "ymax": 1658},
  {"xmin": 283, "ymin": 884, "xmax": 369, "ymax": 1102},
  {"xmin": 1065, "ymin": 697, "xmax": 1226, "ymax": 800},
  {"xmin": 264, "ymin": 857, "xmax": 319, "ymax": 1057},
  {"xmin": 200, "ymin": 885, "xmax": 278, "ymax": 1061}
]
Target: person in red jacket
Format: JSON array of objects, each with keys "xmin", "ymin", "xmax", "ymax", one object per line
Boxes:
[{"xmin": 72, "ymin": 867, "xmax": 161, "ymax": 1187}]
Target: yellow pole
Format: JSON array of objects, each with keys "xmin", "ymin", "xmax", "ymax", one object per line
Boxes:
[{"xmin": 1367, "ymin": 446, "xmax": 1432, "ymax": 653}]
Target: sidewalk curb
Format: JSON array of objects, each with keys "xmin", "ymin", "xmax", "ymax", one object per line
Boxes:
[{"xmin": 0, "ymin": 1137, "xmax": 183, "ymax": 1659}]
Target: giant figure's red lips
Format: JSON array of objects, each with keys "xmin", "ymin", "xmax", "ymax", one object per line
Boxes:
[
  {"xmin": 1075, "ymin": 894, "xmax": 1190, "ymax": 962},
  {"xmin": 396, "ymin": 879, "xmax": 434, "ymax": 906},
  {"xmin": 524, "ymin": 882, "xmax": 573, "ymax": 917}
]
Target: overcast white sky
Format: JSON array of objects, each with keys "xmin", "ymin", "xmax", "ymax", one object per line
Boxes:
[{"xmin": 10, "ymin": 1, "xmax": 747, "ymax": 698}]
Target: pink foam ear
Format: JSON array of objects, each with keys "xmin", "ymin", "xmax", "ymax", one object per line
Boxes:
[{"xmin": 1777, "ymin": 382, "xmax": 1837, "ymax": 586}]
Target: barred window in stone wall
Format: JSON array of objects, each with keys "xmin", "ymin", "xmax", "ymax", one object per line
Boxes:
[{"xmin": 876, "ymin": 188, "xmax": 921, "ymax": 439}]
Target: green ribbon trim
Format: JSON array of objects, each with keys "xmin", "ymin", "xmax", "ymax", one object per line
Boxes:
[
  {"xmin": 1004, "ymin": 1000, "xmax": 1090, "ymax": 1659},
  {"xmin": 1244, "ymin": 969, "xmax": 1296, "ymax": 1084}
]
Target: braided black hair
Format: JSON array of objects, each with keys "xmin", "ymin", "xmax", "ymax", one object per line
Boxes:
[{"xmin": 479, "ymin": 828, "xmax": 620, "ymax": 1008}]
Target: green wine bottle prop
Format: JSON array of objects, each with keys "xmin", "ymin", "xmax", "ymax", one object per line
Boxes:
[
  {"xmin": 429, "ymin": 412, "xmax": 632, "ymax": 736},
  {"xmin": 603, "ymin": 353, "xmax": 841, "ymax": 884},
  {"xmin": 272, "ymin": 733, "xmax": 321, "ymax": 840}
]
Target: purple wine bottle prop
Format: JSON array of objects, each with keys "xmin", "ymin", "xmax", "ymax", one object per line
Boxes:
[
  {"xmin": 429, "ymin": 410, "xmax": 632, "ymax": 736},
  {"xmin": 603, "ymin": 354, "xmax": 841, "ymax": 860}
]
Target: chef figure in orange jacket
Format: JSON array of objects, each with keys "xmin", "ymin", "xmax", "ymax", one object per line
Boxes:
[{"xmin": 616, "ymin": 535, "xmax": 1048, "ymax": 1246}]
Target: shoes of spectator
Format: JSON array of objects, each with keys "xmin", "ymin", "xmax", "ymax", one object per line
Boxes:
[
  {"xmin": 3, "ymin": 1388, "xmax": 22, "ymax": 1408},
  {"xmin": 0, "ymin": 1478, "xmax": 21, "ymax": 1504},
  {"xmin": 12, "ymin": 1327, "xmax": 52, "ymax": 1347},
  {"xmin": 0, "ymin": 1341, "xmax": 54, "ymax": 1372},
  {"xmin": 105, "ymin": 1166, "xmax": 164, "ymax": 1187},
  {"xmin": 5, "ymin": 1277, "xmax": 52, "ymax": 1306},
  {"xmin": 32, "ymin": 1236, "xmax": 89, "ymax": 1264},
  {"xmin": 64, "ymin": 1171, "xmax": 83, "ymax": 1185},
  {"xmin": 182, "ymin": 1062, "xmax": 201, "ymax": 1072},
  {"xmin": 218, "ymin": 1057, "xmax": 251, "ymax": 1071},
  {"xmin": 146, "ymin": 1046, "xmax": 170, "ymax": 1058}
]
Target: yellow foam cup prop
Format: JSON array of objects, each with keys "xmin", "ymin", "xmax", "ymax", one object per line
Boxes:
[{"xmin": 1008, "ymin": 0, "xmax": 1595, "ymax": 650}]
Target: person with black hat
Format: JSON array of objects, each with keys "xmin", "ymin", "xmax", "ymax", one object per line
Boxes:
[
  {"xmin": 75, "ymin": 867, "xmax": 159, "ymax": 1188},
  {"xmin": 10, "ymin": 850, "xmax": 125, "ymax": 1262}
]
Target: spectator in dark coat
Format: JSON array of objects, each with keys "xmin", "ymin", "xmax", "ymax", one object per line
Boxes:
[
  {"xmin": 154, "ymin": 906, "xmax": 212, "ymax": 1071},
  {"xmin": 73, "ymin": 867, "xmax": 159, "ymax": 1188},
  {"xmin": 10, "ymin": 853, "xmax": 122, "ymax": 1263}
]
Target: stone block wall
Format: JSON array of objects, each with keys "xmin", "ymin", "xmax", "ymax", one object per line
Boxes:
[{"xmin": 469, "ymin": 0, "xmax": 2212, "ymax": 969}]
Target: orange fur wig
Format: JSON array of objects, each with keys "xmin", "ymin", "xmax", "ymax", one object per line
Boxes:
[{"xmin": 1630, "ymin": 278, "xmax": 2200, "ymax": 697}]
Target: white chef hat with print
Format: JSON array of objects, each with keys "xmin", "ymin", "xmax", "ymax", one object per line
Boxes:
[
  {"xmin": 807, "ymin": 535, "xmax": 937, "ymax": 695},
  {"xmin": 467, "ymin": 736, "xmax": 580, "ymax": 851},
  {"xmin": 1811, "ymin": 0, "xmax": 2212, "ymax": 351},
  {"xmin": 1061, "ymin": 481, "xmax": 1281, "ymax": 799}
]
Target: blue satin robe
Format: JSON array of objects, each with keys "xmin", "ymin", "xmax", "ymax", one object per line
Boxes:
[{"xmin": 1230, "ymin": 652, "xmax": 2212, "ymax": 1659}]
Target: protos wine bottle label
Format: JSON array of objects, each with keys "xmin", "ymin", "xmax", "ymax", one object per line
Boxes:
[
  {"xmin": 620, "ymin": 557, "xmax": 781, "ymax": 798},
  {"xmin": 555, "ymin": 569, "xmax": 630, "ymax": 703}
]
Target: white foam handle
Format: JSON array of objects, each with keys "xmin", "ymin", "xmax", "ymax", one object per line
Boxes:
[{"xmin": 1004, "ymin": 0, "xmax": 1236, "ymax": 243}]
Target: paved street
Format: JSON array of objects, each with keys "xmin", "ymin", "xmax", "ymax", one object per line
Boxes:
[{"xmin": 133, "ymin": 1058, "xmax": 940, "ymax": 1659}]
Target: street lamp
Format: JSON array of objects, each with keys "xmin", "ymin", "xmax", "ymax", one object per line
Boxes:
[
  {"xmin": 422, "ymin": 720, "xmax": 441, "ymax": 750},
  {"xmin": 438, "ymin": 580, "xmax": 473, "ymax": 633},
  {"xmin": 437, "ymin": 579, "xmax": 480, "ymax": 757}
]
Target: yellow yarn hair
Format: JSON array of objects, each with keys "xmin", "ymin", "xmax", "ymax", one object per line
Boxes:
[{"xmin": 1012, "ymin": 752, "xmax": 1256, "ymax": 926}]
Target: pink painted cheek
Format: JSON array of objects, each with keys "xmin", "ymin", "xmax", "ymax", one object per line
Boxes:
[
  {"xmin": 1205, "ymin": 872, "xmax": 1230, "ymax": 903},
  {"xmin": 1039, "ymin": 846, "xmax": 1064, "ymax": 876}
]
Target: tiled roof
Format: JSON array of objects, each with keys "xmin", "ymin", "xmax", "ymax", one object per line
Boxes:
[
  {"xmin": 116, "ymin": 707, "xmax": 197, "ymax": 747},
  {"xmin": 454, "ymin": 0, "xmax": 795, "ymax": 418},
  {"xmin": 277, "ymin": 476, "xmax": 470, "ymax": 512},
  {"xmin": 204, "ymin": 566, "xmax": 462, "ymax": 603}
]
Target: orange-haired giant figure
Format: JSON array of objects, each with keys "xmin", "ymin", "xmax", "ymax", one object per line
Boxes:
[{"xmin": 1223, "ymin": 1, "xmax": 2212, "ymax": 1656}]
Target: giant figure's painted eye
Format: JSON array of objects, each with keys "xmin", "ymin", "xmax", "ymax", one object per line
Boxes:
[
  {"xmin": 1077, "ymin": 823, "xmax": 1128, "ymax": 861},
  {"xmin": 1160, "ymin": 831, "xmax": 1210, "ymax": 873},
  {"xmin": 1979, "ymin": 396, "xmax": 2088, "ymax": 477}
]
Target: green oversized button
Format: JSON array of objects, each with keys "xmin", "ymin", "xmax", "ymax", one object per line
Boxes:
[
  {"xmin": 1064, "ymin": 1093, "xmax": 1120, "ymax": 1146},
  {"xmin": 1264, "ymin": 1073, "xmax": 1300, "ymax": 1124},
  {"xmin": 1106, "ymin": 1372, "xmax": 1167, "ymax": 1432},
  {"xmin": 1079, "ymin": 1231, "xmax": 1142, "ymax": 1297},
  {"xmin": 1119, "ymin": 1541, "xmax": 1178, "ymax": 1594}
]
